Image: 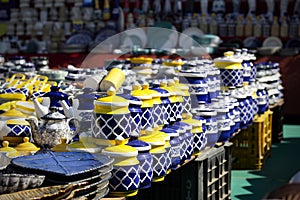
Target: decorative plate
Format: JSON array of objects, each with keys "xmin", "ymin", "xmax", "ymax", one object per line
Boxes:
[
  {"xmin": 66, "ymin": 32, "xmax": 93, "ymax": 46},
  {"xmin": 262, "ymin": 36, "xmax": 283, "ymax": 48}
]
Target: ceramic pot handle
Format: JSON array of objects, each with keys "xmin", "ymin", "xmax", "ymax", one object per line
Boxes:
[{"xmin": 67, "ymin": 117, "xmax": 80, "ymax": 136}]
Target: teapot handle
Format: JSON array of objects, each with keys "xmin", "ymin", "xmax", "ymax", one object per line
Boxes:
[{"xmin": 67, "ymin": 117, "xmax": 80, "ymax": 135}]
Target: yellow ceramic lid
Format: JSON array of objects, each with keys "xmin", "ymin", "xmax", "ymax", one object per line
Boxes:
[
  {"xmin": 0, "ymin": 108, "xmax": 27, "ymax": 118},
  {"xmin": 94, "ymin": 87, "xmax": 129, "ymax": 114},
  {"xmin": 0, "ymin": 101, "xmax": 16, "ymax": 112},
  {"xmin": 139, "ymin": 133, "xmax": 165, "ymax": 146},
  {"xmin": 0, "ymin": 93, "xmax": 26, "ymax": 101},
  {"xmin": 15, "ymin": 137, "xmax": 40, "ymax": 152},
  {"xmin": 173, "ymin": 78, "xmax": 190, "ymax": 97},
  {"xmin": 102, "ymin": 144, "xmax": 138, "ymax": 157},
  {"xmin": 214, "ymin": 51, "xmax": 243, "ymax": 69},
  {"xmin": 162, "ymin": 60, "xmax": 184, "ymax": 67},
  {"xmin": 167, "ymin": 80, "xmax": 184, "ymax": 103},
  {"xmin": 142, "ymin": 83, "xmax": 162, "ymax": 105},
  {"xmin": 15, "ymin": 101, "xmax": 35, "ymax": 113},
  {"xmin": 147, "ymin": 126, "xmax": 170, "ymax": 141},
  {"xmin": 6, "ymin": 119, "xmax": 30, "ymax": 126},
  {"xmin": 51, "ymin": 138, "xmax": 69, "ymax": 152},
  {"xmin": 0, "ymin": 141, "xmax": 21, "ymax": 157},
  {"xmin": 182, "ymin": 113, "xmax": 202, "ymax": 128},
  {"xmin": 131, "ymin": 84, "xmax": 153, "ymax": 108},
  {"xmin": 130, "ymin": 57, "xmax": 153, "ymax": 64}
]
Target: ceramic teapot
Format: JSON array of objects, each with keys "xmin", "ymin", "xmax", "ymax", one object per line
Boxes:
[{"xmin": 26, "ymin": 108, "xmax": 79, "ymax": 149}]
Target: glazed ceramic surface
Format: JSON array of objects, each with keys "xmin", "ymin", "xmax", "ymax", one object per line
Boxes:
[
  {"xmin": 127, "ymin": 139, "xmax": 153, "ymax": 189},
  {"xmin": 42, "ymin": 86, "xmax": 69, "ymax": 113},
  {"xmin": 26, "ymin": 109, "xmax": 77, "ymax": 148}
]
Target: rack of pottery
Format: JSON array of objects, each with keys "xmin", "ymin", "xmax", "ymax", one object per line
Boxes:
[{"xmin": 0, "ymin": 47, "xmax": 283, "ymax": 198}]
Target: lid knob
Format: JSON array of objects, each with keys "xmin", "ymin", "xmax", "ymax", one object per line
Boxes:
[
  {"xmin": 160, "ymin": 80, "xmax": 167, "ymax": 87},
  {"xmin": 224, "ymin": 51, "xmax": 234, "ymax": 57},
  {"xmin": 142, "ymin": 83, "xmax": 149, "ymax": 90},
  {"xmin": 107, "ymin": 87, "xmax": 116, "ymax": 96},
  {"xmin": 2, "ymin": 141, "xmax": 9, "ymax": 148},
  {"xmin": 132, "ymin": 84, "xmax": 141, "ymax": 91},
  {"xmin": 173, "ymin": 77, "xmax": 179, "ymax": 84},
  {"xmin": 168, "ymin": 80, "xmax": 175, "ymax": 86}
]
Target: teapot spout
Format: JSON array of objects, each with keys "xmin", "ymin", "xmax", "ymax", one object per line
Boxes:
[
  {"xmin": 60, "ymin": 100, "xmax": 74, "ymax": 118},
  {"xmin": 33, "ymin": 98, "xmax": 49, "ymax": 119}
]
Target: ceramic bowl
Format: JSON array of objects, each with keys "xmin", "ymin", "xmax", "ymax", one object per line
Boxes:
[{"xmin": 0, "ymin": 173, "xmax": 45, "ymax": 194}]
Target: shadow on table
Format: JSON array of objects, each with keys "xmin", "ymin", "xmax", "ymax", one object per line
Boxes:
[{"xmin": 233, "ymin": 137, "xmax": 300, "ymax": 200}]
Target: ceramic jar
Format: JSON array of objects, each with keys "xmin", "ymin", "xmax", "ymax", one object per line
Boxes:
[
  {"xmin": 15, "ymin": 137, "xmax": 40, "ymax": 156},
  {"xmin": 233, "ymin": 90, "xmax": 248, "ymax": 129},
  {"xmin": 131, "ymin": 84, "xmax": 154, "ymax": 133},
  {"xmin": 0, "ymin": 109, "xmax": 32, "ymax": 144},
  {"xmin": 151, "ymin": 87, "xmax": 171, "ymax": 126},
  {"xmin": 256, "ymin": 85, "xmax": 269, "ymax": 114},
  {"xmin": 139, "ymin": 134, "xmax": 167, "ymax": 182},
  {"xmin": 214, "ymin": 51, "xmax": 243, "ymax": 88},
  {"xmin": 212, "ymin": 102, "xmax": 231, "ymax": 142},
  {"xmin": 248, "ymin": 50, "xmax": 257, "ymax": 82},
  {"xmin": 130, "ymin": 57, "xmax": 153, "ymax": 81},
  {"xmin": 193, "ymin": 106, "xmax": 219, "ymax": 148},
  {"xmin": 174, "ymin": 77, "xmax": 192, "ymax": 115},
  {"xmin": 160, "ymin": 127, "xmax": 181, "ymax": 170},
  {"xmin": 213, "ymin": 68, "xmax": 221, "ymax": 97},
  {"xmin": 179, "ymin": 69, "xmax": 209, "ymax": 104},
  {"xmin": 102, "ymin": 144, "xmax": 140, "ymax": 197},
  {"xmin": 92, "ymin": 88, "xmax": 131, "ymax": 141},
  {"xmin": 172, "ymin": 121, "xmax": 194, "ymax": 163},
  {"xmin": 231, "ymin": 98, "xmax": 241, "ymax": 132},
  {"xmin": 127, "ymin": 139, "xmax": 153, "ymax": 189},
  {"xmin": 118, "ymin": 94, "xmax": 142, "ymax": 138},
  {"xmin": 182, "ymin": 113, "xmax": 205, "ymax": 155}
]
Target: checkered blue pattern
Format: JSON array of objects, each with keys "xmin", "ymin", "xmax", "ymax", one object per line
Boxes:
[
  {"xmin": 7, "ymin": 124, "xmax": 31, "ymax": 137},
  {"xmin": 153, "ymin": 104, "xmax": 164, "ymax": 126},
  {"xmin": 220, "ymin": 69, "xmax": 243, "ymax": 87},
  {"xmin": 182, "ymin": 96, "xmax": 191, "ymax": 114},
  {"xmin": 141, "ymin": 107, "xmax": 154, "ymax": 130},
  {"xmin": 137, "ymin": 152, "xmax": 153, "ymax": 188},
  {"xmin": 110, "ymin": 164, "xmax": 140, "ymax": 192},
  {"xmin": 152, "ymin": 152, "xmax": 167, "ymax": 178}
]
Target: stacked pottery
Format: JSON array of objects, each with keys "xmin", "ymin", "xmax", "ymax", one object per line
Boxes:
[
  {"xmin": 150, "ymin": 86, "xmax": 171, "ymax": 127},
  {"xmin": 92, "ymin": 88, "xmax": 131, "ymax": 142},
  {"xmin": 178, "ymin": 68, "xmax": 209, "ymax": 104},
  {"xmin": 193, "ymin": 106, "xmax": 219, "ymax": 148},
  {"xmin": 222, "ymin": 94, "xmax": 237, "ymax": 136},
  {"xmin": 139, "ymin": 133, "xmax": 167, "ymax": 182},
  {"xmin": 210, "ymin": 99, "xmax": 231, "ymax": 142},
  {"xmin": 102, "ymin": 141, "xmax": 140, "ymax": 197},
  {"xmin": 127, "ymin": 139, "xmax": 153, "ymax": 189},
  {"xmin": 173, "ymin": 77, "xmax": 192, "ymax": 116},
  {"xmin": 0, "ymin": 108, "xmax": 32, "ymax": 144},
  {"xmin": 118, "ymin": 94, "xmax": 142, "ymax": 138},
  {"xmin": 256, "ymin": 84, "xmax": 269, "ymax": 115},
  {"xmin": 214, "ymin": 51, "xmax": 243, "ymax": 89},
  {"xmin": 231, "ymin": 89, "xmax": 248, "ymax": 129},
  {"xmin": 142, "ymin": 84, "xmax": 164, "ymax": 127},
  {"xmin": 182, "ymin": 113, "xmax": 205, "ymax": 155},
  {"xmin": 204, "ymin": 60, "xmax": 217, "ymax": 102},
  {"xmin": 168, "ymin": 80, "xmax": 184, "ymax": 122},
  {"xmin": 248, "ymin": 50, "xmax": 257, "ymax": 82},
  {"xmin": 172, "ymin": 120, "xmax": 193, "ymax": 164},
  {"xmin": 131, "ymin": 84, "xmax": 154, "ymax": 134},
  {"xmin": 160, "ymin": 127, "xmax": 181, "ymax": 170}
]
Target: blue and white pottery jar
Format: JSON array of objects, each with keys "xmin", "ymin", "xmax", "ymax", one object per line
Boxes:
[
  {"xmin": 127, "ymin": 139, "xmax": 153, "ymax": 189},
  {"xmin": 193, "ymin": 115, "xmax": 207, "ymax": 150},
  {"xmin": 118, "ymin": 94, "xmax": 142, "ymax": 138},
  {"xmin": 172, "ymin": 121, "xmax": 194, "ymax": 163},
  {"xmin": 160, "ymin": 127, "xmax": 181, "ymax": 170},
  {"xmin": 231, "ymin": 98, "xmax": 241, "ymax": 132},
  {"xmin": 139, "ymin": 134, "xmax": 167, "ymax": 182},
  {"xmin": 151, "ymin": 87, "xmax": 171, "ymax": 126},
  {"xmin": 241, "ymin": 49, "xmax": 252, "ymax": 85},
  {"xmin": 174, "ymin": 78, "xmax": 192, "ymax": 115},
  {"xmin": 131, "ymin": 84, "xmax": 154, "ymax": 133},
  {"xmin": 214, "ymin": 51, "xmax": 243, "ymax": 88},
  {"xmin": 245, "ymin": 93, "xmax": 254, "ymax": 126},
  {"xmin": 193, "ymin": 106, "xmax": 219, "ymax": 148},
  {"xmin": 248, "ymin": 50, "xmax": 257, "ymax": 82},
  {"xmin": 212, "ymin": 103, "xmax": 231, "ymax": 142},
  {"xmin": 233, "ymin": 90, "xmax": 248, "ymax": 129},
  {"xmin": 167, "ymin": 124, "xmax": 187, "ymax": 163},
  {"xmin": 182, "ymin": 113, "xmax": 204, "ymax": 155},
  {"xmin": 92, "ymin": 88, "xmax": 131, "ymax": 140},
  {"xmin": 167, "ymin": 80, "xmax": 184, "ymax": 122},
  {"xmin": 213, "ymin": 68, "xmax": 221, "ymax": 98},
  {"xmin": 178, "ymin": 69, "xmax": 209, "ymax": 104},
  {"xmin": 207, "ymin": 68, "xmax": 216, "ymax": 102},
  {"xmin": 102, "ymin": 143, "xmax": 140, "ymax": 197},
  {"xmin": 256, "ymin": 85, "xmax": 269, "ymax": 114}
]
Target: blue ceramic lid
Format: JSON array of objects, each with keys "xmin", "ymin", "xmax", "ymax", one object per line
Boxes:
[
  {"xmin": 160, "ymin": 127, "xmax": 179, "ymax": 137},
  {"xmin": 173, "ymin": 121, "xmax": 192, "ymax": 131},
  {"xmin": 127, "ymin": 139, "xmax": 151, "ymax": 151},
  {"xmin": 167, "ymin": 125, "xmax": 186, "ymax": 134},
  {"xmin": 43, "ymin": 86, "xmax": 68, "ymax": 99},
  {"xmin": 11, "ymin": 151, "xmax": 114, "ymax": 177},
  {"xmin": 150, "ymin": 88, "xmax": 170, "ymax": 97}
]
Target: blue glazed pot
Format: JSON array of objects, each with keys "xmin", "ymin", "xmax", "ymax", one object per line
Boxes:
[
  {"xmin": 151, "ymin": 88, "xmax": 170, "ymax": 125},
  {"xmin": 141, "ymin": 107, "xmax": 154, "ymax": 130},
  {"xmin": 127, "ymin": 139, "xmax": 153, "ymax": 189},
  {"xmin": 173, "ymin": 121, "xmax": 193, "ymax": 162},
  {"xmin": 242, "ymin": 61, "xmax": 251, "ymax": 84},
  {"xmin": 160, "ymin": 127, "xmax": 180, "ymax": 170},
  {"xmin": 6, "ymin": 124, "xmax": 31, "ymax": 138},
  {"xmin": 219, "ymin": 69, "xmax": 243, "ymax": 87},
  {"xmin": 215, "ymin": 107, "xmax": 231, "ymax": 142},
  {"xmin": 92, "ymin": 113, "xmax": 131, "ymax": 140},
  {"xmin": 257, "ymin": 87, "xmax": 268, "ymax": 114},
  {"xmin": 186, "ymin": 77, "xmax": 209, "ymax": 104},
  {"xmin": 192, "ymin": 116, "xmax": 207, "ymax": 151}
]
